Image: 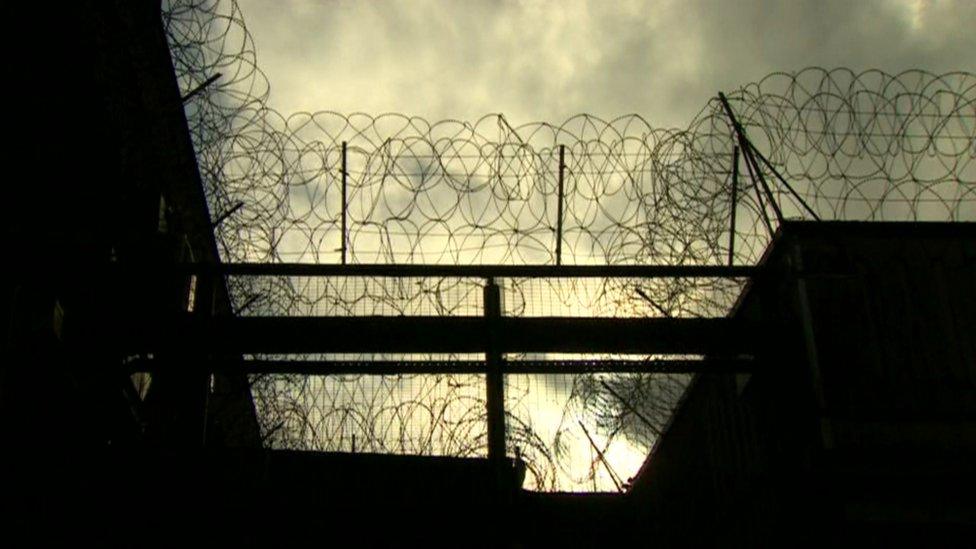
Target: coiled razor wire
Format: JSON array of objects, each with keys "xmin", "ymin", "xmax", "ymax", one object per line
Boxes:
[{"xmin": 162, "ymin": 0, "xmax": 974, "ymax": 490}]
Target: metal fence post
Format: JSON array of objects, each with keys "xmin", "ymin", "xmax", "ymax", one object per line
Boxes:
[
  {"xmin": 728, "ymin": 146, "xmax": 740, "ymax": 267},
  {"xmin": 483, "ymin": 279, "xmax": 506, "ymax": 466},
  {"xmin": 556, "ymin": 145, "xmax": 565, "ymax": 266},
  {"xmin": 341, "ymin": 141, "xmax": 348, "ymax": 265}
]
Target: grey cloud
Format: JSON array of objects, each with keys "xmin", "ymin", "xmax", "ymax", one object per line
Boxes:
[{"xmin": 237, "ymin": 0, "xmax": 975, "ymax": 127}]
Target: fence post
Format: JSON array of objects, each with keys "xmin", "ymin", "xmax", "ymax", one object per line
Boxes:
[
  {"xmin": 556, "ymin": 145, "xmax": 565, "ymax": 266},
  {"xmin": 483, "ymin": 279, "xmax": 506, "ymax": 468},
  {"xmin": 728, "ymin": 146, "xmax": 739, "ymax": 267},
  {"xmin": 718, "ymin": 92, "xmax": 782, "ymax": 233},
  {"xmin": 341, "ymin": 141, "xmax": 348, "ymax": 265}
]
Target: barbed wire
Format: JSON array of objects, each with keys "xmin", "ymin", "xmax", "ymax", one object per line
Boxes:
[{"xmin": 162, "ymin": 0, "xmax": 975, "ymax": 491}]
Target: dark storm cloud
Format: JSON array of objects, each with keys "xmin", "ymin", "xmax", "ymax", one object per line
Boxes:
[{"xmin": 237, "ymin": 0, "xmax": 975, "ymax": 126}]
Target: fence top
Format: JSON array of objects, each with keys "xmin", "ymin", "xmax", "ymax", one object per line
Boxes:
[{"xmin": 177, "ymin": 263, "xmax": 761, "ymax": 278}]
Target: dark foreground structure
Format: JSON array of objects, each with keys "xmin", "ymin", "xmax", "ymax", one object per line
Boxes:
[{"xmin": 4, "ymin": 2, "xmax": 974, "ymax": 546}]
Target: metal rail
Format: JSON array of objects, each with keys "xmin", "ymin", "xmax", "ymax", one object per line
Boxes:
[
  {"xmin": 177, "ymin": 263, "xmax": 760, "ymax": 278},
  {"xmin": 126, "ymin": 357, "xmax": 760, "ymax": 375},
  {"xmin": 88, "ymin": 316, "xmax": 757, "ymax": 355}
]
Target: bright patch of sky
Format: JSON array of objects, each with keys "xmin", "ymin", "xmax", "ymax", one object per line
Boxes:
[{"xmin": 237, "ymin": 0, "xmax": 974, "ymax": 127}]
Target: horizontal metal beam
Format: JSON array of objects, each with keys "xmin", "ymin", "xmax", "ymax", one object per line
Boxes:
[
  {"xmin": 501, "ymin": 317, "xmax": 754, "ymax": 355},
  {"xmin": 127, "ymin": 357, "xmax": 760, "ymax": 375},
  {"xmin": 506, "ymin": 358, "xmax": 759, "ymax": 374},
  {"xmin": 182, "ymin": 262, "xmax": 759, "ymax": 279},
  {"xmin": 131, "ymin": 359, "xmax": 486, "ymax": 375},
  {"xmin": 83, "ymin": 315, "xmax": 758, "ymax": 356}
]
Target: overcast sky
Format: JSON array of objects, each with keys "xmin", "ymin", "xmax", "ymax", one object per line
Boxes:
[{"xmin": 236, "ymin": 0, "xmax": 974, "ymax": 127}]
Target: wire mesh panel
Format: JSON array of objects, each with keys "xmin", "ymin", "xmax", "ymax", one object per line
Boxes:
[
  {"xmin": 252, "ymin": 373, "xmax": 488, "ymax": 456},
  {"xmin": 227, "ymin": 275, "xmax": 484, "ymax": 316},
  {"xmin": 501, "ymin": 276, "xmax": 748, "ymax": 318}
]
